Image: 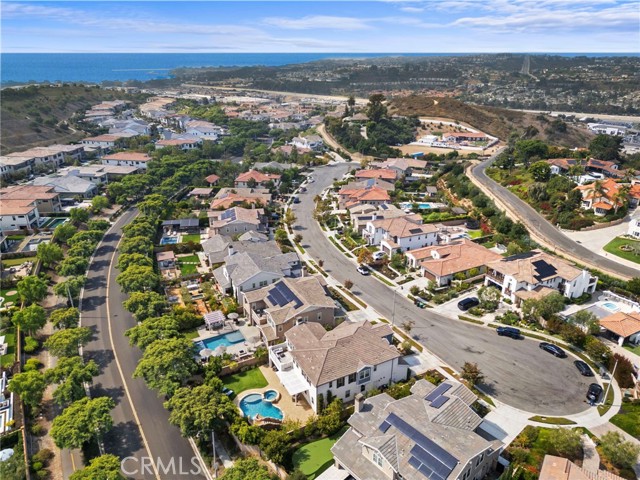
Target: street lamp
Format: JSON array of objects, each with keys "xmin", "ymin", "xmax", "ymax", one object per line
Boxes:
[{"xmin": 603, "ymin": 357, "xmax": 619, "ymax": 406}]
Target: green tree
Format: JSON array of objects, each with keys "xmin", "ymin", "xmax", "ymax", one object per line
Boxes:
[
  {"xmin": 57, "ymin": 256, "xmax": 89, "ymax": 277},
  {"xmin": 572, "ymin": 309, "xmax": 599, "ymax": 334},
  {"xmin": 357, "ymin": 248, "xmax": 373, "ymax": 265},
  {"xmin": 528, "ymin": 161, "xmax": 552, "ymax": 182},
  {"xmin": 584, "ymin": 336, "xmax": 611, "ymax": 362},
  {"xmin": 547, "ymin": 428, "xmax": 582, "ymax": 459},
  {"xmin": 12, "ymin": 304, "xmax": 46, "ymax": 335},
  {"xmin": 219, "ymin": 458, "xmax": 273, "ymax": 480},
  {"xmin": 122, "ymin": 220, "xmax": 157, "ymax": 240},
  {"xmin": 478, "ymin": 286, "xmax": 501, "ymax": 311},
  {"xmin": 599, "ymin": 431, "xmax": 640, "ymax": 470},
  {"xmin": 90, "ymin": 196, "xmax": 110, "ymax": 213},
  {"xmin": 589, "ymin": 134, "xmax": 622, "ymax": 161},
  {"xmin": 54, "ymin": 223, "xmax": 78, "ymax": 244},
  {"xmin": 125, "ymin": 315, "xmax": 181, "ymax": 349},
  {"xmin": 138, "ymin": 193, "xmax": 167, "ymax": 218},
  {"xmin": 230, "ymin": 418, "xmax": 264, "ymax": 445},
  {"xmin": 87, "ymin": 219, "xmax": 111, "ymax": 232},
  {"xmin": 116, "ymin": 252, "xmax": 153, "ymax": 271},
  {"xmin": 626, "ymin": 277, "xmax": 640, "ymax": 295},
  {"xmin": 259, "ymin": 428, "xmax": 291, "ymax": 464},
  {"xmin": 50, "ymin": 307, "xmax": 80, "ymax": 329},
  {"xmin": 275, "ymin": 229, "xmax": 288, "ymax": 243},
  {"xmin": 116, "ymin": 265, "xmax": 160, "ymax": 293},
  {"xmin": 122, "ymin": 291, "xmax": 167, "ymax": 321},
  {"xmin": 69, "ymin": 454, "xmax": 124, "ymax": 480},
  {"xmin": 44, "ymin": 327, "xmax": 92, "ymax": 358},
  {"xmin": 68, "ymin": 230, "xmax": 104, "ymax": 246},
  {"xmin": 283, "ymin": 209, "xmax": 297, "ymax": 228},
  {"xmin": 16, "ymin": 275, "xmax": 48, "ymax": 305},
  {"xmin": 317, "ymin": 398, "xmax": 344, "ymax": 435},
  {"xmin": 0, "ymin": 451, "xmax": 26, "ymax": 480},
  {"xmin": 53, "ymin": 276, "xmax": 86, "ymax": 300},
  {"xmin": 119, "ymin": 236, "xmax": 153, "ymax": 256},
  {"xmin": 514, "ymin": 139, "xmax": 548, "ymax": 165},
  {"xmin": 133, "ymin": 338, "xmax": 198, "ymax": 396},
  {"xmin": 45, "ymin": 356, "xmax": 99, "ymax": 405},
  {"xmin": 461, "ymin": 362, "xmax": 484, "ymax": 387},
  {"xmin": 165, "ymin": 384, "xmax": 237, "ymax": 438},
  {"xmin": 69, "ymin": 207, "xmax": 90, "ymax": 225},
  {"xmin": 37, "ymin": 242, "xmax": 63, "ymax": 267},
  {"xmin": 68, "ymin": 239, "xmax": 98, "ymax": 258},
  {"xmin": 51, "ymin": 396, "xmax": 116, "ymax": 449},
  {"xmin": 366, "ymin": 93, "xmax": 387, "ymax": 123},
  {"xmin": 7, "ymin": 370, "xmax": 46, "ymax": 409}
]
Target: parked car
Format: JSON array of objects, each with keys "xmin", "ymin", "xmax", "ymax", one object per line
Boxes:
[
  {"xmin": 539, "ymin": 342, "xmax": 567, "ymax": 358},
  {"xmin": 336, "ymin": 228, "xmax": 344, "ymax": 235},
  {"xmin": 586, "ymin": 383, "xmax": 603, "ymax": 404},
  {"xmin": 496, "ymin": 326, "xmax": 521, "ymax": 339},
  {"xmin": 293, "ymin": 196, "xmax": 301, "ymax": 204},
  {"xmin": 457, "ymin": 297, "xmax": 480, "ymax": 311},
  {"xmin": 372, "ymin": 251, "xmax": 387, "ymax": 261},
  {"xmin": 574, "ymin": 360, "xmax": 594, "ymax": 377},
  {"xmin": 357, "ymin": 264, "xmax": 370, "ymax": 275}
]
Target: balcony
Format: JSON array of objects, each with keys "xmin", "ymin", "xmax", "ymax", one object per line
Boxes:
[
  {"xmin": 269, "ymin": 343, "xmax": 294, "ymax": 372},
  {"xmin": 485, "ymin": 270, "xmax": 505, "ymax": 285},
  {"xmin": 251, "ymin": 307, "xmax": 267, "ymax": 325}
]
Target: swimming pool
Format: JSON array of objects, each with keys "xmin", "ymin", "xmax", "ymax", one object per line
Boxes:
[
  {"xmin": 264, "ymin": 390, "xmax": 279, "ymax": 402},
  {"xmin": 159, "ymin": 236, "xmax": 178, "ymax": 245},
  {"xmin": 400, "ymin": 202, "xmax": 443, "ymax": 210},
  {"xmin": 601, "ymin": 302, "xmax": 621, "ymax": 312},
  {"xmin": 198, "ymin": 331, "xmax": 245, "ymax": 351},
  {"xmin": 239, "ymin": 393, "xmax": 284, "ymax": 421}
]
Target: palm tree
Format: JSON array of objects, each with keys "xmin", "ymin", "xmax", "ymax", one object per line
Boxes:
[{"xmin": 612, "ymin": 184, "xmax": 630, "ymax": 213}]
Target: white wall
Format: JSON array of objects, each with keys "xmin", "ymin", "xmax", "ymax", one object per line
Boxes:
[
  {"xmin": 0, "ymin": 209, "xmax": 40, "ymax": 230},
  {"xmin": 234, "ymin": 271, "xmax": 282, "ymax": 300}
]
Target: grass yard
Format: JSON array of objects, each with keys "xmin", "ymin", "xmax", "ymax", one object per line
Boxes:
[
  {"xmin": 623, "ymin": 343, "xmax": 640, "ymax": 356},
  {"xmin": 467, "ymin": 230, "xmax": 483, "ymax": 239},
  {"xmin": 177, "ymin": 254, "xmax": 200, "ymax": 276},
  {"xmin": 0, "ymin": 329, "xmax": 16, "ymax": 368},
  {"xmin": 528, "ymin": 415, "xmax": 576, "ymax": 425},
  {"xmin": 610, "ymin": 401, "xmax": 640, "ymax": 440},
  {"xmin": 221, "ymin": 368, "xmax": 268, "ymax": 398},
  {"xmin": 603, "ymin": 237, "xmax": 640, "ymax": 264},
  {"xmin": 292, "ymin": 427, "xmax": 348, "ymax": 480},
  {"xmin": 1, "ymin": 288, "xmax": 20, "ymax": 304},
  {"xmin": 182, "ymin": 329, "xmax": 200, "ymax": 340},
  {"xmin": 180, "ymin": 234, "xmax": 201, "ymax": 244},
  {"xmin": 597, "ymin": 383, "xmax": 614, "ymax": 416},
  {"xmin": 1, "ymin": 257, "xmax": 30, "ymax": 267}
]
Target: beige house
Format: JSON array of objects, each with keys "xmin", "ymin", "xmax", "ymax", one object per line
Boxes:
[
  {"xmin": 207, "ymin": 207, "xmax": 266, "ymax": 236},
  {"xmin": 243, "ymin": 275, "xmax": 337, "ymax": 345},
  {"xmin": 210, "ymin": 187, "xmax": 272, "ymax": 210},
  {"xmin": 0, "ymin": 185, "xmax": 62, "ymax": 214}
]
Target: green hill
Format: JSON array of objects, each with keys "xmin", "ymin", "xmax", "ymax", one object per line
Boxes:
[{"xmin": 389, "ymin": 96, "xmax": 593, "ymax": 148}]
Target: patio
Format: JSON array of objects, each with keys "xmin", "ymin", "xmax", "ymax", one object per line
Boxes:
[
  {"xmin": 193, "ymin": 319, "xmax": 262, "ymax": 360},
  {"xmin": 233, "ymin": 365, "xmax": 314, "ymax": 424}
]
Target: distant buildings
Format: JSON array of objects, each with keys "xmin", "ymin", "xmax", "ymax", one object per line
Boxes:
[
  {"xmin": 102, "ymin": 152, "xmax": 152, "ymax": 170},
  {"xmin": 331, "ymin": 379, "xmax": 501, "ymax": 480},
  {"xmin": 290, "ymin": 135, "xmax": 324, "ymax": 151}
]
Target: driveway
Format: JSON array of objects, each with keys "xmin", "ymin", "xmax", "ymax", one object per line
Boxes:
[{"xmin": 293, "ymin": 162, "xmax": 592, "ymax": 416}]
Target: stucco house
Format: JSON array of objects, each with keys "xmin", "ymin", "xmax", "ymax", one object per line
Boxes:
[
  {"xmin": 207, "ymin": 207, "xmax": 267, "ymax": 236},
  {"xmin": 599, "ymin": 311, "xmax": 640, "ymax": 347},
  {"xmin": 102, "ymin": 152, "xmax": 152, "ymax": 170},
  {"xmin": 365, "ymin": 216, "xmax": 438, "ymax": 254},
  {"xmin": 234, "ymin": 170, "xmax": 281, "ymax": 188}
]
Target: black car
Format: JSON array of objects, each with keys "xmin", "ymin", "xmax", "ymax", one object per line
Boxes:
[
  {"xmin": 457, "ymin": 297, "xmax": 480, "ymax": 311},
  {"xmin": 574, "ymin": 360, "xmax": 594, "ymax": 377},
  {"xmin": 539, "ymin": 342, "xmax": 567, "ymax": 358},
  {"xmin": 496, "ymin": 326, "xmax": 521, "ymax": 339},
  {"xmin": 586, "ymin": 383, "xmax": 603, "ymax": 404}
]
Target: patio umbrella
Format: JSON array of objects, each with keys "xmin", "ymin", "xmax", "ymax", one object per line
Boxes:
[
  {"xmin": 0, "ymin": 449, "xmax": 14, "ymax": 462},
  {"xmin": 228, "ymin": 313, "xmax": 239, "ymax": 321},
  {"xmin": 199, "ymin": 348, "xmax": 214, "ymax": 358},
  {"xmin": 213, "ymin": 345, "xmax": 227, "ymax": 356}
]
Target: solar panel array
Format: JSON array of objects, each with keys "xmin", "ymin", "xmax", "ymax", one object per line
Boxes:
[
  {"xmin": 425, "ymin": 383, "xmax": 452, "ymax": 402},
  {"xmin": 221, "ymin": 209, "xmax": 237, "ymax": 221},
  {"xmin": 430, "ymin": 396, "xmax": 450, "ymax": 409},
  {"xmin": 267, "ymin": 282, "xmax": 303, "ymax": 308},
  {"xmin": 379, "ymin": 413, "xmax": 458, "ymax": 480},
  {"xmin": 409, "ymin": 228, "xmax": 424, "ymax": 234},
  {"xmin": 532, "ymin": 259, "xmax": 557, "ymax": 281}
]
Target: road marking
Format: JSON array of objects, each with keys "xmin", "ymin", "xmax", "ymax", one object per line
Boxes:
[
  {"xmin": 70, "ymin": 451, "xmax": 76, "ymax": 471},
  {"xmin": 104, "ymin": 211, "xmax": 161, "ymax": 480}
]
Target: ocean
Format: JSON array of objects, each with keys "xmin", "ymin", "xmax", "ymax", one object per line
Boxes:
[{"xmin": 1, "ymin": 52, "xmax": 634, "ymax": 85}]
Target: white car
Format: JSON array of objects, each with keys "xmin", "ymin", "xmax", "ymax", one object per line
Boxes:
[
  {"xmin": 372, "ymin": 251, "xmax": 387, "ymax": 261},
  {"xmin": 357, "ymin": 264, "xmax": 370, "ymax": 275}
]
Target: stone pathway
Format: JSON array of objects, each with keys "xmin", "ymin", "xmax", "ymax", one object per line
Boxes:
[{"xmin": 581, "ymin": 434, "xmax": 600, "ymax": 473}]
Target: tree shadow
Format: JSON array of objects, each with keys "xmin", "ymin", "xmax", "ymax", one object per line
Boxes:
[
  {"xmin": 104, "ymin": 420, "xmax": 145, "ymax": 460},
  {"xmin": 84, "ymin": 348, "xmax": 115, "ymax": 375}
]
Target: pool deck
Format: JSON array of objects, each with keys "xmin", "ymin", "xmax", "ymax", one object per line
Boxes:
[
  {"xmin": 193, "ymin": 321, "xmax": 262, "ymax": 358},
  {"xmin": 233, "ymin": 365, "xmax": 314, "ymax": 424}
]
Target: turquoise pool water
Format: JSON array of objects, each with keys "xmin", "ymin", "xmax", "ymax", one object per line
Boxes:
[
  {"xmin": 239, "ymin": 393, "xmax": 283, "ymax": 420},
  {"xmin": 400, "ymin": 202, "xmax": 440, "ymax": 210},
  {"xmin": 198, "ymin": 331, "xmax": 245, "ymax": 350},
  {"xmin": 159, "ymin": 236, "xmax": 178, "ymax": 245},
  {"xmin": 264, "ymin": 390, "xmax": 278, "ymax": 401},
  {"xmin": 601, "ymin": 302, "xmax": 620, "ymax": 312}
]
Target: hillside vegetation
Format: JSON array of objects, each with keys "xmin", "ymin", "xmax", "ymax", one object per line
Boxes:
[
  {"xmin": 1, "ymin": 85, "xmax": 148, "ymax": 153},
  {"xmin": 389, "ymin": 96, "xmax": 593, "ymax": 147}
]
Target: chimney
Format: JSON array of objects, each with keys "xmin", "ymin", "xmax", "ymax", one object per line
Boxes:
[
  {"xmin": 355, "ymin": 393, "xmax": 365, "ymax": 413},
  {"xmin": 228, "ymin": 244, "xmax": 235, "ymax": 257}
]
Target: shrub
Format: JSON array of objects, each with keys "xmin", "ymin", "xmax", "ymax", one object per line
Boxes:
[
  {"xmin": 30, "ymin": 423, "xmax": 45, "ymax": 436},
  {"xmin": 399, "ymin": 341, "xmax": 413, "ymax": 355},
  {"xmin": 24, "ymin": 358, "xmax": 42, "ymax": 372},
  {"xmin": 31, "ymin": 461, "xmax": 43, "ymax": 472},
  {"xmin": 31, "ymin": 449, "xmax": 54, "ymax": 466},
  {"xmin": 467, "ymin": 307, "xmax": 484, "ymax": 317},
  {"xmin": 23, "ymin": 336, "xmax": 40, "ymax": 353}
]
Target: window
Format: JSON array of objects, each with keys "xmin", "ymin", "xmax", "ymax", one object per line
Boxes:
[
  {"xmin": 348, "ymin": 373, "xmax": 356, "ymax": 384},
  {"xmin": 329, "ymin": 381, "xmax": 333, "ymax": 388},
  {"xmin": 373, "ymin": 451, "xmax": 383, "ymax": 468},
  {"xmin": 373, "ymin": 365, "xmax": 377, "ymax": 372},
  {"xmin": 337, "ymin": 377, "xmax": 345, "ymax": 388},
  {"xmin": 358, "ymin": 368, "xmax": 371, "ymax": 384},
  {"xmin": 361, "ymin": 385, "xmax": 366, "ymax": 392},
  {"xmin": 345, "ymin": 390, "xmax": 350, "ymax": 398}
]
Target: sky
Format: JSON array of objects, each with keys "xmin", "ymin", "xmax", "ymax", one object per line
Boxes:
[{"xmin": 2, "ymin": 0, "xmax": 639, "ymax": 53}]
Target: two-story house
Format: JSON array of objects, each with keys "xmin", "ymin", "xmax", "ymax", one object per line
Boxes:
[
  {"xmin": 243, "ymin": 275, "xmax": 337, "ymax": 345},
  {"xmin": 81, "ymin": 134, "xmax": 125, "ymax": 150},
  {"xmin": 210, "ymin": 188, "xmax": 272, "ymax": 210},
  {"xmin": 628, "ymin": 217, "xmax": 640, "ymax": 239},
  {"xmin": 365, "ymin": 216, "xmax": 438, "ymax": 254},
  {"xmin": 234, "ymin": 170, "xmax": 281, "ymax": 188},
  {"xmin": 576, "ymin": 178, "xmax": 626, "ymax": 216},
  {"xmin": 355, "ymin": 168, "xmax": 398, "ymax": 182},
  {"xmin": 484, "ymin": 250, "xmax": 598, "ymax": 305},
  {"xmin": 290, "ymin": 135, "xmax": 323, "ymax": 151},
  {"xmin": 373, "ymin": 157, "xmax": 427, "ymax": 177},
  {"xmin": 350, "ymin": 204, "xmax": 410, "ymax": 233},
  {"xmin": 0, "ymin": 185, "xmax": 62, "ymax": 214},
  {"xmin": 338, "ymin": 186, "xmax": 391, "ymax": 210},
  {"xmin": 268, "ymin": 321, "xmax": 408, "ymax": 413},
  {"xmin": 102, "ymin": 152, "xmax": 152, "ymax": 170},
  {"xmin": 330, "ymin": 379, "xmax": 502, "ymax": 480},
  {"xmin": 155, "ymin": 137, "xmax": 202, "ymax": 151},
  {"xmin": 207, "ymin": 207, "xmax": 266, "ymax": 236},
  {"xmin": 0, "ymin": 199, "xmax": 40, "ymax": 231}
]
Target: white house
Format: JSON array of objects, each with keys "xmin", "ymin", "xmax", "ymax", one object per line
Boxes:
[
  {"xmin": 0, "ymin": 199, "xmax": 40, "ymax": 231},
  {"xmin": 290, "ymin": 135, "xmax": 324, "ymax": 151},
  {"xmin": 102, "ymin": 152, "xmax": 152, "ymax": 170},
  {"xmin": 364, "ymin": 216, "xmax": 439, "ymax": 254},
  {"xmin": 628, "ymin": 217, "xmax": 640, "ymax": 239},
  {"xmin": 268, "ymin": 321, "xmax": 408, "ymax": 413},
  {"xmin": 81, "ymin": 134, "xmax": 124, "ymax": 149},
  {"xmin": 155, "ymin": 137, "xmax": 202, "ymax": 150},
  {"xmin": 485, "ymin": 250, "xmax": 598, "ymax": 305},
  {"xmin": 185, "ymin": 120, "xmax": 223, "ymax": 139}
]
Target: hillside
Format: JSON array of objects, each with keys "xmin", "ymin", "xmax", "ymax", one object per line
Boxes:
[
  {"xmin": 389, "ymin": 96, "xmax": 594, "ymax": 148},
  {"xmin": 0, "ymin": 85, "xmax": 148, "ymax": 153}
]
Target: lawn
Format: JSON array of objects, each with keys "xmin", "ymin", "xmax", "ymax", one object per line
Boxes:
[
  {"xmin": 182, "ymin": 329, "xmax": 200, "ymax": 340},
  {"xmin": 610, "ymin": 401, "xmax": 640, "ymax": 440},
  {"xmin": 180, "ymin": 234, "xmax": 201, "ymax": 244},
  {"xmin": 292, "ymin": 427, "xmax": 348, "ymax": 480},
  {"xmin": 1, "ymin": 257, "xmax": 30, "ymax": 267},
  {"xmin": 623, "ymin": 343, "xmax": 640, "ymax": 356},
  {"xmin": 467, "ymin": 230, "xmax": 484, "ymax": 239},
  {"xmin": 597, "ymin": 383, "xmax": 614, "ymax": 416},
  {"xmin": 1, "ymin": 288, "xmax": 20, "ymax": 304},
  {"xmin": 177, "ymin": 254, "xmax": 200, "ymax": 276},
  {"xmin": 603, "ymin": 237, "xmax": 640, "ymax": 264},
  {"xmin": 221, "ymin": 368, "xmax": 268, "ymax": 398},
  {"xmin": 0, "ymin": 329, "xmax": 16, "ymax": 368}
]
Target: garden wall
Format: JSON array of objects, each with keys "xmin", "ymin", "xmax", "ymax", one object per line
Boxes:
[{"xmin": 579, "ymin": 217, "xmax": 626, "ymax": 231}]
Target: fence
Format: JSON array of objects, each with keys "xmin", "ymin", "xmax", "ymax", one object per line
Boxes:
[
  {"xmin": 229, "ymin": 433, "xmax": 288, "ymax": 479},
  {"xmin": 579, "ymin": 217, "xmax": 627, "ymax": 231},
  {"xmin": 219, "ymin": 356, "xmax": 267, "ymax": 377}
]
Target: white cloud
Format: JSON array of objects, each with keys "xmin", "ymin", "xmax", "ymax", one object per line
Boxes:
[
  {"xmin": 262, "ymin": 15, "xmax": 372, "ymax": 30},
  {"xmin": 400, "ymin": 6, "xmax": 425, "ymax": 12}
]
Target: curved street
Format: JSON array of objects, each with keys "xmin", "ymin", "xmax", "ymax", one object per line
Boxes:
[
  {"xmin": 80, "ymin": 208, "xmax": 207, "ymax": 480},
  {"xmin": 293, "ymin": 162, "xmax": 593, "ymax": 416},
  {"xmin": 469, "ymin": 155, "xmax": 637, "ymax": 280}
]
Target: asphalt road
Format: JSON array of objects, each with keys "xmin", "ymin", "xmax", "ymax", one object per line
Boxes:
[
  {"xmin": 81, "ymin": 208, "xmax": 207, "ymax": 480},
  {"xmin": 470, "ymin": 156, "xmax": 638, "ymax": 280},
  {"xmin": 293, "ymin": 162, "xmax": 593, "ymax": 416}
]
